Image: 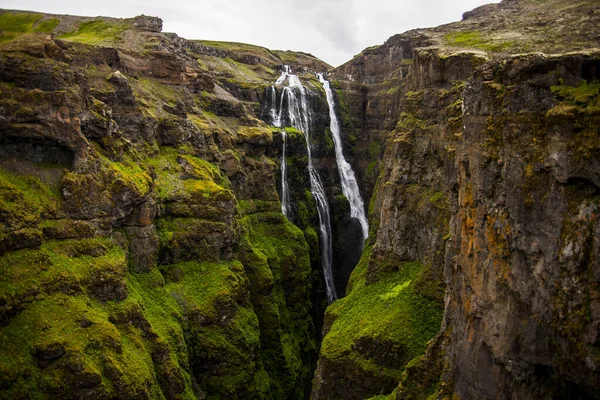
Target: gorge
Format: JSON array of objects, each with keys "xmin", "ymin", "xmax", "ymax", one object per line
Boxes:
[{"xmin": 0, "ymin": 0, "xmax": 599, "ymax": 399}]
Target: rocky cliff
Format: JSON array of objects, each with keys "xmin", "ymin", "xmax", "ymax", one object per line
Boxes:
[
  {"xmin": 0, "ymin": 9, "xmax": 335, "ymax": 399},
  {"xmin": 312, "ymin": 0, "xmax": 600, "ymax": 399},
  {"xmin": 1, "ymin": 0, "xmax": 599, "ymax": 399}
]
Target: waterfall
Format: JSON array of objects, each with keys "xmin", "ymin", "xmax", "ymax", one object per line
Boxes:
[
  {"xmin": 267, "ymin": 66, "xmax": 337, "ymax": 304},
  {"xmin": 280, "ymin": 129, "xmax": 290, "ymax": 218},
  {"xmin": 318, "ymin": 74, "xmax": 369, "ymax": 242}
]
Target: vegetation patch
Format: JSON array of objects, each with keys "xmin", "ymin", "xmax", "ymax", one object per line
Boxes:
[
  {"xmin": 0, "ymin": 12, "xmax": 43, "ymax": 33},
  {"xmin": 58, "ymin": 19, "xmax": 128, "ymax": 45},
  {"xmin": 0, "ymin": 168, "xmax": 61, "ymax": 231},
  {"xmin": 320, "ymin": 246, "xmax": 444, "ymax": 383},
  {"xmin": 240, "ymin": 211, "xmax": 315, "ymax": 399},
  {"xmin": 444, "ymin": 30, "xmax": 514, "ymax": 52},
  {"xmin": 550, "ymin": 80, "xmax": 600, "ymax": 115}
]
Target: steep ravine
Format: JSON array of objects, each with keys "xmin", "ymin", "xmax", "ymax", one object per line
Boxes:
[{"xmin": 0, "ymin": 0, "xmax": 599, "ymax": 399}]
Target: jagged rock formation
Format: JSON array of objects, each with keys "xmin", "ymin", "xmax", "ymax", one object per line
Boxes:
[
  {"xmin": 0, "ymin": 9, "xmax": 335, "ymax": 399},
  {"xmin": 312, "ymin": 0, "xmax": 600, "ymax": 399}
]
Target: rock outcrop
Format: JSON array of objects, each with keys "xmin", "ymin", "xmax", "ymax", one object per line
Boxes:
[
  {"xmin": 0, "ymin": 9, "xmax": 332, "ymax": 399},
  {"xmin": 312, "ymin": 0, "xmax": 600, "ymax": 399}
]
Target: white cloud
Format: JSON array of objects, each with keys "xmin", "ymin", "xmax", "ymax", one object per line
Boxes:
[{"xmin": 0, "ymin": 0, "xmax": 499, "ymax": 66}]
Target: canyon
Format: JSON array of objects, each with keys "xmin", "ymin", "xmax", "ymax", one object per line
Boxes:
[{"xmin": 0, "ymin": 0, "xmax": 599, "ymax": 399}]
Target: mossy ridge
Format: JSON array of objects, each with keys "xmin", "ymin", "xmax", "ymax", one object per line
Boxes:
[
  {"xmin": 240, "ymin": 211, "xmax": 316, "ymax": 399},
  {"xmin": 58, "ymin": 19, "xmax": 129, "ymax": 45},
  {"xmin": 0, "ymin": 245, "xmax": 163, "ymax": 399},
  {"xmin": 444, "ymin": 30, "xmax": 514, "ymax": 52},
  {"xmin": 319, "ymin": 244, "xmax": 444, "ymax": 391},
  {"xmin": 127, "ymin": 261, "xmax": 268, "ymax": 399}
]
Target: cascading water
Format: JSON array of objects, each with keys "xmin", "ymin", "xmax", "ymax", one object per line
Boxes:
[
  {"xmin": 317, "ymin": 74, "xmax": 369, "ymax": 241},
  {"xmin": 266, "ymin": 65, "xmax": 337, "ymax": 304},
  {"xmin": 280, "ymin": 129, "xmax": 290, "ymax": 218}
]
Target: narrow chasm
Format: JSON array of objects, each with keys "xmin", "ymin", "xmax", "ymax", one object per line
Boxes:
[{"xmin": 259, "ymin": 64, "xmax": 371, "ymax": 346}]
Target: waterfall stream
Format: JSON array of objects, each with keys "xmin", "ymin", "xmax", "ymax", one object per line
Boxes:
[
  {"xmin": 280, "ymin": 129, "xmax": 290, "ymax": 218},
  {"xmin": 267, "ymin": 66, "xmax": 337, "ymax": 304},
  {"xmin": 318, "ymin": 74, "xmax": 369, "ymax": 241}
]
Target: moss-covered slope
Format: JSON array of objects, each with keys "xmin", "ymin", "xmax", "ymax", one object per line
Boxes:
[{"xmin": 0, "ymin": 9, "xmax": 330, "ymax": 399}]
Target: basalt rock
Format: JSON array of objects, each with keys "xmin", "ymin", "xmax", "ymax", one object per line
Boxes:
[{"xmin": 313, "ymin": 0, "xmax": 600, "ymax": 399}]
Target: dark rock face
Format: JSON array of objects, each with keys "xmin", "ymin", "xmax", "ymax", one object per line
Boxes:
[
  {"xmin": 313, "ymin": 0, "xmax": 600, "ymax": 399},
  {"xmin": 446, "ymin": 51, "xmax": 600, "ymax": 400}
]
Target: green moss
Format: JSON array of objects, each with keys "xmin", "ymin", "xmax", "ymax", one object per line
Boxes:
[
  {"xmin": 58, "ymin": 20, "xmax": 128, "ymax": 44},
  {"xmin": 550, "ymin": 80, "xmax": 600, "ymax": 115},
  {"xmin": 101, "ymin": 155, "xmax": 152, "ymax": 197},
  {"xmin": 395, "ymin": 112, "xmax": 427, "ymax": 132},
  {"xmin": 321, "ymin": 247, "xmax": 444, "ymax": 375},
  {"xmin": 444, "ymin": 30, "xmax": 514, "ymax": 52},
  {"xmin": 283, "ymin": 126, "xmax": 304, "ymax": 137},
  {"xmin": 367, "ymin": 390, "xmax": 398, "ymax": 400},
  {"xmin": 0, "ymin": 237, "xmax": 127, "ymax": 309},
  {"xmin": 0, "ymin": 167, "xmax": 61, "ymax": 230},
  {"xmin": 0, "ymin": 12, "xmax": 42, "ymax": 33},
  {"xmin": 335, "ymin": 88, "xmax": 357, "ymax": 130},
  {"xmin": 240, "ymin": 211, "xmax": 316, "ymax": 399},
  {"xmin": 33, "ymin": 18, "xmax": 60, "ymax": 33},
  {"xmin": 552, "ymin": 81, "xmax": 600, "ymax": 103}
]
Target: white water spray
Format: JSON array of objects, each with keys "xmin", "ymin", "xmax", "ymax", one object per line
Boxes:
[
  {"xmin": 280, "ymin": 129, "xmax": 290, "ymax": 218},
  {"xmin": 267, "ymin": 65, "xmax": 337, "ymax": 303},
  {"xmin": 318, "ymin": 74, "xmax": 369, "ymax": 241}
]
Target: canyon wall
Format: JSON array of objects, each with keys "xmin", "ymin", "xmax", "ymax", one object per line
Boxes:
[
  {"xmin": 312, "ymin": 0, "xmax": 600, "ymax": 399},
  {"xmin": 1, "ymin": 0, "xmax": 600, "ymax": 399},
  {"xmin": 0, "ymin": 11, "xmax": 336, "ymax": 399}
]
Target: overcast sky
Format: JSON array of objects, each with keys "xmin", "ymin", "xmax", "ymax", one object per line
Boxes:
[{"xmin": 0, "ymin": 0, "xmax": 499, "ymax": 66}]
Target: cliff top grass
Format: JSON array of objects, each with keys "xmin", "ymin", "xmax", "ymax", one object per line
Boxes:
[
  {"xmin": 0, "ymin": 10, "xmax": 133, "ymax": 45},
  {"xmin": 444, "ymin": 30, "xmax": 514, "ymax": 53},
  {"xmin": 0, "ymin": 11, "xmax": 59, "ymax": 42},
  {"xmin": 58, "ymin": 19, "xmax": 128, "ymax": 44}
]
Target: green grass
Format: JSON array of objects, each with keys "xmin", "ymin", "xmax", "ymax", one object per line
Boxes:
[
  {"xmin": 0, "ymin": 168, "xmax": 61, "ymax": 229},
  {"xmin": 33, "ymin": 18, "xmax": 60, "ymax": 33},
  {"xmin": 444, "ymin": 30, "xmax": 514, "ymax": 52},
  {"xmin": 58, "ymin": 20, "xmax": 128, "ymax": 44},
  {"xmin": 320, "ymin": 245, "xmax": 444, "ymax": 380},
  {"xmin": 0, "ymin": 12, "xmax": 42, "ymax": 33},
  {"xmin": 0, "ymin": 12, "xmax": 58, "ymax": 43}
]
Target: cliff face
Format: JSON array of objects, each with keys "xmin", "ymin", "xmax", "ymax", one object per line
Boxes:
[
  {"xmin": 1, "ymin": 1, "xmax": 600, "ymax": 399},
  {"xmin": 448, "ymin": 50, "xmax": 600, "ymax": 400},
  {"xmin": 0, "ymin": 10, "xmax": 334, "ymax": 399},
  {"xmin": 313, "ymin": 0, "xmax": 600, "ymax": 399}
]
